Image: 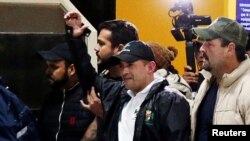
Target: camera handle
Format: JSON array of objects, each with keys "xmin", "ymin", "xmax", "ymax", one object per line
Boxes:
[
  {"xmin": 185, "ymin": 41, "xmax": 196, "ymax": 72},
  {"xmin": 186, "ymin": 41, "xmax": 199, "ymax": 94},
  {"xmin": 183, "ymin": 29, "xmax": 199, "ymax": 94}
]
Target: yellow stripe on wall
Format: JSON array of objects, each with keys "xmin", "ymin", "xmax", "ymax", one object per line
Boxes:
[{"xmin": 228, "ymin": 0, "xmax": 237, "ymax": 19}]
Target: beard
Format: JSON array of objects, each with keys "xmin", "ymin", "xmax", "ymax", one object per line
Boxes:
[
  {"xmin": 202, "ymin": 53, "xmax": 212, "ymax": 71},
  {"xmin": 46, "ymin": 73, "xmax": 69, "ymax": 89}
]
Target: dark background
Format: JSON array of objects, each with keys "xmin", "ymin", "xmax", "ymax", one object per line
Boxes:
[
  {"xmin": 70, "ymin": 0, "xmax": 115, "ymax": 30},
  {"xmin": 0, "ymin": 0, "xmax": 115, "ymax": 110},
  {"xmin": 0, "ymin": 34, "xmax": 66, "ymax": 109}
]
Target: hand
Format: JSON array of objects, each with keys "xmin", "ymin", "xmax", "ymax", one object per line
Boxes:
[
  {"xmin": 64, "ymin": 11, "xmax": 89, "ymax": 37},
  {"xmin": 80, "ymin": 87, "xmax": 104, "ymax": 118},
  {"xmin": 183, "ymin": 66, "xmax": 198, "ymax": 84}
]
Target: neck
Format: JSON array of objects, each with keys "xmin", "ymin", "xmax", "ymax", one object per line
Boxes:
[
  {"xmin": 133, "ymin": 75, "xmax": 154, "ymax": 94},
  {"xmin": 214, "ymin": 57, "xmax": 241, "ymax": 83},
  {"xmin": 64, "ymin": 75, "xmax": 79, "ymax": 90}
]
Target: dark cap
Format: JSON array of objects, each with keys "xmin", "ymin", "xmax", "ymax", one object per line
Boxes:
[
  {"xmin": 193, "ymin": 17, "xmax": 248, "ymax": 47},
  {"xmin": 37, "ymin": 43, "xmax": 72, "ymax": 62},
  {"xmin": 109, "ymin": 40, "xmax": 155, "ymax": 64}
]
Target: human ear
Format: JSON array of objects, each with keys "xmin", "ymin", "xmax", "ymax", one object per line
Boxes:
[
  {"xmin": 226, "ymin": 42, "xmax": 236, "ymax": 57},
  {"xmin": 68, "ymin": 64, "xmax": 76, "ymax": 76},
  {"xmin": 114, "ymin": 44, "xmax": 124, "ymax": 55}
]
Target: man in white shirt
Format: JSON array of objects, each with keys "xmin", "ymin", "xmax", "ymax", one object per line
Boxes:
[{"xmin": 64, "ymin": 11, "xmax": 191, "ymax": 141}]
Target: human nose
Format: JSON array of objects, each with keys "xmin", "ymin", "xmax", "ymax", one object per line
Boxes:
[
  {"xmin": 200, "ymin": 43, "xmax": 207, "ymax": 53},
  {"xmin": 120, "ymin": 64, "xmax": 129, "ymax": 74},
  {"xmin": 94, "ymin": 45, "xmax": 100, "ymax": 52}
]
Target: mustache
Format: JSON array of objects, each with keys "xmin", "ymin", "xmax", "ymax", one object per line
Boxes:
[
  {"xmin": 122, "ymin": 73, "xmax": 133, "ymax": 79},
  {"xmin": 203, "ymin": 53, "xmax": 209, "ymax": 60},
  {"xmin": 96, "ymin": 51, "xmax": 101, "ymax": 59},
  {"xmin": 46, "ymin": 74, "xmax": 54, "ymax": 81},
  {"xmin": 45, "ymin": 73, "xmax": 51, "ymax": 79}
]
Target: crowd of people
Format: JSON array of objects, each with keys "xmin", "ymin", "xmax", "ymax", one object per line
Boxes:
[{"xmin": 0, "ymin": 9, "xmax": 250, "ymax": 141}]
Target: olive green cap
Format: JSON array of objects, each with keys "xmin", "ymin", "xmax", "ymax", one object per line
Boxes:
[{"xmin": 193, "ymin": 17, "xmax": 248, "ymax": 48}]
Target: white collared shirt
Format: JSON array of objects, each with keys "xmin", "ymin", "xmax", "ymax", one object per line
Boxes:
[{"xmin": 118, "ymin": 76, "xmax": 164, "ymax": 141}]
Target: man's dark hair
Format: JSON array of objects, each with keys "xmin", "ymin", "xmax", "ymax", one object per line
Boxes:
[
  {"xmin": 219, "ymin": 37, "xmax": 246, "ymax": 62},
  {"xmin": 98, "ymin": 20, "xmax": 139, "ymax": 48}
]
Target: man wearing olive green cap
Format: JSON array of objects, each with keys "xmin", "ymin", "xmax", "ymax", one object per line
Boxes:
[{"xmin": 190, "ymin": 17, "xmax": 250, "ymax": 141}]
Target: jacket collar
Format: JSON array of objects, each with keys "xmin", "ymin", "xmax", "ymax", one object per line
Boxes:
[
  {"xmin": 143, "ymin": 78, "xmax": 168, "ymax": 102},
  {"xmin": 63, "ymin": 82, "xmax": 80, "ymax": 94},
  {"xmin": 220, "ymin": 58, "xmax": 250, "ymax": 87},
  {"xmin": 200, "ymin": 69, "xmax": 212, "ymax": 80}
]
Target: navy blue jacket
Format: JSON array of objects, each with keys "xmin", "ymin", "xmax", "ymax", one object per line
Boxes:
[{"xmin": 0, "ymin": 85, "xmax": 40, "ymax": 141}]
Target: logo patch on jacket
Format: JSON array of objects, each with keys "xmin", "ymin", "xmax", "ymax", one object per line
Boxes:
[
  {"xmin": 69, "ymin": 116, "xmax": 76, "ymax": 125},
  {"xmin": 144, "ymin": 109, "xmax": 154, "ymax": 125}
]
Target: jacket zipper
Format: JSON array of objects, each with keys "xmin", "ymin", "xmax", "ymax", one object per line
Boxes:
[{"xmin": 55, "ymin": 89, "xmax": 66, "ymax": 141}]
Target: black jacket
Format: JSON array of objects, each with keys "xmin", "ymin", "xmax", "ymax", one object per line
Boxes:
[
  {"xmin": 39, "ymin": 83, "xmax": 95, "ymax": 141},
  {"xmin": 67, "ymin": 37, "xmax": 190, "ymax": 141},
  {"xmin": 95, "ymin": 75, "xmax": 190, "ymax": 141}
]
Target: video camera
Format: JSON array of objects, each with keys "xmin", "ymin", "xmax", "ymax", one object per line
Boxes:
[{"xmin": 169, "ymin": 1, "xmax": 211, "ymax": 41}]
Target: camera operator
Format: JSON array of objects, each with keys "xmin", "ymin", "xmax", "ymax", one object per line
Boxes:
[
  {"xmin": 169, "ymin": 1, "xmax": 211, "ymax": 98},
  {"xmin": 183, "ymin": 41, "xmax": 211, "ymax": 99}
]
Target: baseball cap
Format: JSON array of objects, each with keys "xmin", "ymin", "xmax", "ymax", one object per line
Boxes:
[
  {"xmin": 108, "ymin": 40, "xmax": 155, "ymax": 64},
  {"xmin": 193, "ymin": 17, "xmax": 249, "ymax": 48},
  {"xmin": 37, "ymin": 43, "xmax": 72, "ymax": 62}
]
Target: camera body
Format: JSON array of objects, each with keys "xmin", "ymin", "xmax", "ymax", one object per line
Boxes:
[
  {"xmin": 169, "ymin": 1, "xmax": 211, "ymax": 41},
  {"xmin": 169, "ymin": 1, "xmax": 212, "ymax": 73},
  {"xmin": 175, "ymin": 14, "xmax": 212, "ymax": 30}
]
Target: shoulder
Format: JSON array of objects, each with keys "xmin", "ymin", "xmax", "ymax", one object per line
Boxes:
[
  {"xmin": 154, "ymin": 85, "xmax": 191, "ymax": 115},
  {"xmin": 157, "ymin": 85, "xmax": 189, "ymax": 104},
  {"xmin": 238, "ymin": 72, "xmax": 250, "ymax": 104}
]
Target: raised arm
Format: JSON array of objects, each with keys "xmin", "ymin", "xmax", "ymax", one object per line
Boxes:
[{"xmin": 64, "ymin": 11, "xmax": 97, "ymax": 92}]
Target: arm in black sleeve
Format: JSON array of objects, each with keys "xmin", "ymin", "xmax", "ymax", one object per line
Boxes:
[
  {"xmin": 66, "ymin": 27, "xmax": 97, "ymax": 92},
  {"xmin": 65, "ymin": 26, "xmax": 123, "ymax": 104}
]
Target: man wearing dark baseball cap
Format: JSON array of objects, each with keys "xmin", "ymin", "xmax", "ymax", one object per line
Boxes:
[
  {"xmin": 191, "ymin": 17, "xmax": 250, "ymax": 141},
  {"xmin": 37, "ymin": 43, "xmax": 95, "ymax": 141},
  {"xmin": 65, "ymin": 33, "xmax": 191, "ymax": 140},
  {"xmin": 37, "ymin": 43, "xmax": 72, "ymax": 62},
  {"xmin": 113, "ymin": 41, "xmax": 189, "ymax": 141},
  {"xmin": 108, "ymin": 40, "xmax": 155, "ymax": 65}
]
